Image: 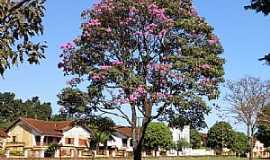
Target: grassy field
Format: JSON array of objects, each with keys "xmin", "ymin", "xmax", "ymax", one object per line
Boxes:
[
  {"xmin": 5, "ymin": 156, "xmax": 262, "ymax": 160},
  {"xmin": 93, "ymin": 157, "xmax": 260, "ymax": 160}
]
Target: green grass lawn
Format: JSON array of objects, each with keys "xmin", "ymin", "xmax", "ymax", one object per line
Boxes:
[{"xmin": 94, "ymin": 156, "xmax": 260, "ymax": 160}]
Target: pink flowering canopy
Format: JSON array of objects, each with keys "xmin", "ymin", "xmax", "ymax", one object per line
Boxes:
[{"xmin": 58, "ymin": 0, "xmax": 224, "ymax": 129}]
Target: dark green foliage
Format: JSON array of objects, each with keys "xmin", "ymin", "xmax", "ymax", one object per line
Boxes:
[
  {"xmin": 231, "ymin": 132, "xmax": 249, "ymax": 157},
  {"xmin": 86, "ymin": 116, "xmax": 115, "ymax": 150},
  {"xmin": 245, "ymin": 0, "xmax": 270, "ymax": 15},
  {"xmin": 0, "ymin": 0, "xmax": 47, "ymax": 75},
  {"xmin": 190, "ymin": 129, "xmax": 202, "ymax": 149},
  {"xmin": 207, "ymin": 122, "xmax": 234, "ymax": 153},
  {"xmin": 175, "ymin": 139, "xmax": 191, "ymax": 151},
  {"xmin": 256, "ymin": 105, "xmax": 270, "ymax": 147},
  {"xmin": 144, "ymin": 122, "xmax": 173, "ymax": 150},
  {"xmin": 44, "ymin": 143, "xmax": 60, "ymax": 157},
  {"xmin": 0, "ymin": 92, "xmax": 52, "ymax": 127},
  {"xmin": 57, "ymin": 87, "xmax": 90, "ymax": 119}
]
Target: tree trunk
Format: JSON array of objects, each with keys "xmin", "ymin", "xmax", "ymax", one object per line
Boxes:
[
  {"xmin": 247, "ymin": 125, "xmax": 253, "ymax": 160},
  {"xmin": 132, "ymin": 122, "xmax": 150, "ymax": 160},
  {"xmin": 132, "ymin": 98, "xmax": 153, "ymax": 160}
]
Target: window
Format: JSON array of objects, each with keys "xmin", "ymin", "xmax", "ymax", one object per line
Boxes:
[
  {"xmin": 65, "ymin": 138, "xmax": 74, "ymax": 145},
  {"xmin": 79, "ymin": 139, "xmax": 87, "ymax": 146},
  {"xmin": 35, "ymin": 136, "xmax": 41, "ymax": 146},
  {"xmin": 122, "ymin": 139, "xmax": 127, "ymax": 147},
  {"xmin": 48, "ymin": 137, "xmax": 53, "ymax": 144},
  {"xmin": 12, "ymin": 136, "xmax": 16, "ymax": 143}
]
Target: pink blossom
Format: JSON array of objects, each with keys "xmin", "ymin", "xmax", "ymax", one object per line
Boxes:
[
  {"xmin": 106, "ymin": 27, "xmax": 112, "ymax": 33},
  {"xmin": 60, "ymin": 42, "xmax": 75, "ymax": 50},
  {"xmin": 129, "ymin": 94, "xmax": 138, "ymax": 102},
  {"xmin": 129, "ymin": 7, "xmax": 139, "ymax": 16},
  {"xmin": 100, "ymin": 65, "xmax": 112, "ymax": 70},
  {"xmin": 133, "ymin": 31, "xmax": 144, "ymax": 36},
  {"xmin": 112, "ymin": 98, "xmax": 129, "ymax": 104},
  {"xmin": 208, "ymin": 36, "xmax": 219, "ymax": 45},
  {"xmin": 145, "ymin": 23, "xmax": 158, "ymax": 33},
  {"xmin": 150, "ymin": 63, "xmax": 172, "ymax": 73},
  {"xmin": 93, "ymin": 1, "xmax": 114, "ymax": 14},
  {"xmin": 158, "ymin": 29, "xmax": 167, "ymax": 38},
  {"xmin": 92, "ymin": 75, "xmax": 101, "ymax": 81},
  {"xmin": 200, "ymin": 64, "xmax": 211, "ymax": 70},
  {"xmin": 148, "ymin": 3, "xmax": 169, "ymax": 21},
  {"xmin": 92, "ymin": 73, "xmax": 106, "ymax": 81},
  {"xmin": 136, "ymin": 85, "xmax": 146, "ymax": 94},
  {"xmin": 88, "ymin": 19, "xmax": 101, "ymax": 27},
  {"xmin": 112, "ymin": 60, "xmax": 124, "ymax": 65},
  {"xmin": 190, "ymin": 7, "xmax": 198, "ymax": 17}
]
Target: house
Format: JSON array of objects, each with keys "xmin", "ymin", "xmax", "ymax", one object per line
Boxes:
[
  {"xmin": 170, "ymin": 125, "xmax": 190, "ymax": 143},
  {"xmin": 252, "ymin": 140, "xmax": 269, "ymax": 158},
  {"xmin": 4, "ymin": 117, "xmax": 91, "ymax": 158},
  {"xmin": 108, "ymin": 125, "xmax": 190, "ymax": 157}
]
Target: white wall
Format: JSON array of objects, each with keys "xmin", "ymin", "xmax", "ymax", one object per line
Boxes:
[
  {"xmin": 61, "ymin": 126, "xmax": 91, "ymax": 147},
  {"xmin": 170, "ymin": 125, "xmax": 190, "ymax": 143},
  {"xmin": 107, "ymin": 136, "xmax": 133, "ymax": 151}
]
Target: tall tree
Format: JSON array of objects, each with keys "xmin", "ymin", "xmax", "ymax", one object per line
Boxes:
[
  {"xmin": 225, "ymin": 76, "xmax": 270, "ymax": 160},
  {"xmin": 0, "ymin": 0, "xmax": 47, "ymax": 75},
  {"xmin": 207, "ymin": 121, "xmax": 235, "ymax": 154},
  {"xmin": 58, "ymin": 0, "xmax": 225, "ymax": 159}
]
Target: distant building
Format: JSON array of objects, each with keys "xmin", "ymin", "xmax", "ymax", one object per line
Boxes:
[
  {"xmin": 170, "ymin": 126, "xmax": 190, "ymax": 143},
  {"xmin": 3, "ymin": 117, "xmax": 91, "ymax": 158},
  {"xmin": 253, "ymin": 140, "xmax": 269, "ymax": 158}
]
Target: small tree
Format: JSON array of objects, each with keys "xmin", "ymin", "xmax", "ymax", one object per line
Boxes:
[
  {"xmin": 190, "ymin": 129, "xmax": 202, "ymax": 149},
  {"xmin": 225, "ymin": 76, "xmax": 270, "ymax": 160},
  {"xmin": 58, "ymin": 0, "xmax": 225, "ymax": 159},
  {"xmin": 0, "ymin": 0, "xmax": 47, "ymax": 75},
  {"xmin": 176, "ymin": 139, "xmax": 190, "ymax": 151},
  {"xmin": 207, "ymin": 121, "xmax": 234, "ymax": 154},
  {"xmin": 143, "ymin": 122, "xmax": 173, "ymax": 151},
  {"xmin": 231, "ymin": 132, "xmax": 249, "ymax": 157},
  {"xmin": 87, "ymin": 116, "xmax": 115, "ymax": 152}
]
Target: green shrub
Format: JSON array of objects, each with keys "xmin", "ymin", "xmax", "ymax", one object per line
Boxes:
[
  {"xmin": 0, "ymin": 149, "xmax": 5, "ymax": 155},
  {"xmin": 9, "ymin": 150, "xmax": 23, "ymax": 156}
]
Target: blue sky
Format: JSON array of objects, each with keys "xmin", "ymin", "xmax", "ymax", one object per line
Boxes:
[{"xmin": 1, "ymin": 0, "xmax": 270, "ymax": 131}]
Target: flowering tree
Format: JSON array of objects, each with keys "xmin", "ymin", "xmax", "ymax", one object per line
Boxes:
[{"xmin": 58, "ymin": 0, "xmax": 224, "ymax": 159}]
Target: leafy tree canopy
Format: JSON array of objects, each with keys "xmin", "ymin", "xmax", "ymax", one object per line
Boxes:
[
  {"xmin": 175, "ymin": 138, "xmax": 190, "ymax": 151},
  {"xmin": 0, "ymin": 0, "xmax": 47, "ymax": 75},
  {"xmin": 207, "ymin": 121, "xmax": 234, "ymax": 152},
  {"xmin": 0, "ymin": 92, "xmax": 52, "ymax": 127},
  {"xmin": 190, "ymin": 128, "xmax": 202, "ymax": 149},
  {"xmin": 143, "ymin": 122, "xmax": 173, "ymax": 150},
  {"xmin": 58, "ymin": 0, "xmax": 225, "ymax": 159},
  {"xmin": 256, "ymin": 105, "xmax": 270, "ymax": 147},
  {"xmin": 231, "ymin": 132, "xmax": 249, "ymax": 157},
  {"xmin": 245, "ymin": 0, "xmax": 270, "ymax": 15}
]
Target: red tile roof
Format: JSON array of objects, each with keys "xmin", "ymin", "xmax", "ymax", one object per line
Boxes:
[
  {"xmin": 114, "ymin": 126, "xmax": 141, "ymax": 138},
  {"xmin": 0, "ymin": 128, "xmax": 8, "ymax": 138},
  {"xmin": 7, "ymin": 118, "xmax": 74, "ymax": 136},
  {"xmin": 115, "ymin": 126, "xmax": 132, "ymax": 137}
]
